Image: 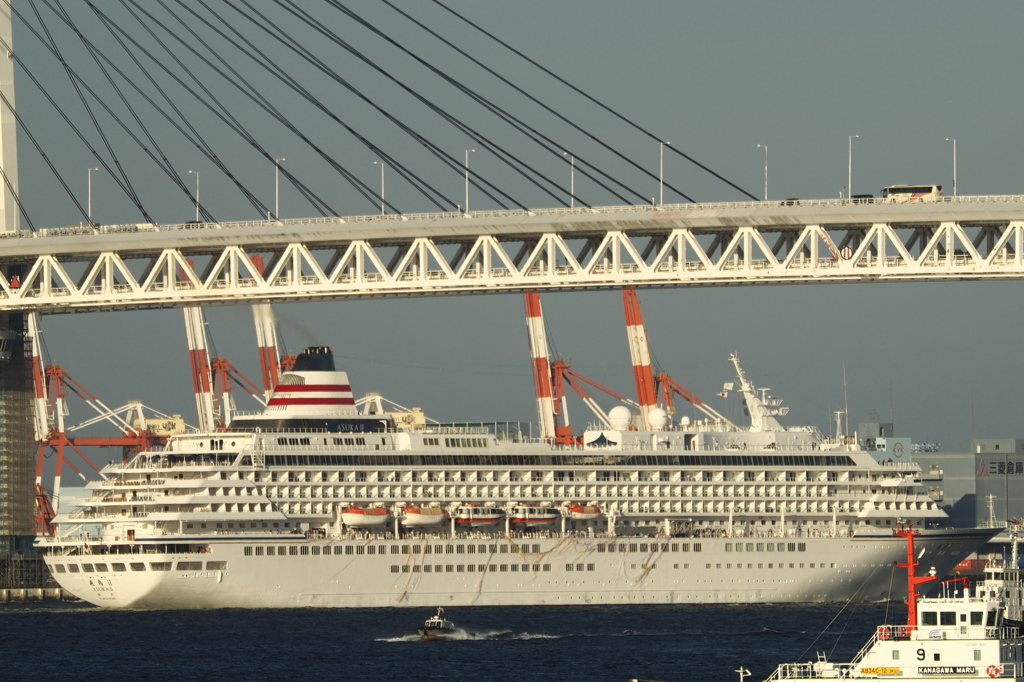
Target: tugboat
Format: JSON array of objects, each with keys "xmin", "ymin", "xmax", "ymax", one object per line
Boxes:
[
  {"xmin": 417, "ymin": 607, "xmax": 457, "ymax": 641},
  {"xmin": 762, "ymin": 523, "xmax": 1024, "ymax": 681}
]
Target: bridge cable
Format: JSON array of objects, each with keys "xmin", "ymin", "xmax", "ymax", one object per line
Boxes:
[
  {"xmin": 322, "ymin": 1, "xmax": 621, "ymax": 208},
  {"xmin": 267, "ymin": 0, "xmax": 526, "ymax": 210},
  {"xmin": 24, "ymin": 1, "xmax": 154, "ymax": 222},
  {"xmin": 129, "ymin": 0, "xmax": 335, "ymax": 218},
  {"xmin": 64, "ymin": 0, "xmax": 272, "ymax": 222},
  {"xmin": 216, "ymin": 0, "xmax": 494, "ymax": 211},
  {"xmin": 0, "ymin": 9, "xmax": 156, "ymax": 224},
  {"xmin": 431, "ymin": 0, "xmax": 759, "ymax": 202},
  {"xmin": 141, "ymin": 0, "xmax": 394, "ymax": 215},
  {"xmin": 43, "ymin": 0, "xmax": 215, "ymax": 221},
  {"xmin": 378, "ymin": 0, "xmax": 655, "ymax": 206},
  {"xmin": 113, "ymin": 0, "xmax": 335, "ymax": 218},
  {"xmin": 105, "ymin": 0, "xmax": 343, "ymax": 218}
]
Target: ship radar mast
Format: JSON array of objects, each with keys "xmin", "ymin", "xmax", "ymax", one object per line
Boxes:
[{"xmin": 728, "ymin": 354, "xmax": 788, "ymax": 432}]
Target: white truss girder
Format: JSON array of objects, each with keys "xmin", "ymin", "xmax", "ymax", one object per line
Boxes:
[{"xmin": 3, "ymin": 198, "xmax": 1024, "ymax": 312}]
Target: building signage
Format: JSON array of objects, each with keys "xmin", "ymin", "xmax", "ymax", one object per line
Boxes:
[{"xmin": 918, "ymin": 666, "xmax": 977, "ymax": 675}]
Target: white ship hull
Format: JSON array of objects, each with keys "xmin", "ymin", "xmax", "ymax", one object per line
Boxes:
[{"xmin": 44, "ymin": 529, "xmax": 993, "ymax": 609}]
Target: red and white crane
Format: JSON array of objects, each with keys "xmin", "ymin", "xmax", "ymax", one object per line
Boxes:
[
  {"xmin": 252, "ymin": 302, "xmax": 281, "ymax": 400},
  {"xmin": 524, "ymin": 291, "xmax": 640, "ymax": 445},
  {"xmin": 28, "ymin": 312, "xmax": 174, "ymax": 535},
  {"xmin": 523, "ymin": 291, "xmax": 557, "ymax": 441},
  {"xmin": 183, "ymin": 304, "xmax": 216, "ymax": 432},
  {"xmin": 621, "ymin": 288, "xmax": 732, "ymax": 426},
  {"xmin": 622, "ymin": 289, "xmax": 658, "ymax": 430}
]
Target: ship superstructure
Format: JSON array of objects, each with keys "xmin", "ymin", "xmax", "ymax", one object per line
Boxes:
[{"xmin": 37, "ymin": 345, "xmax": 993, "ymax": 609}]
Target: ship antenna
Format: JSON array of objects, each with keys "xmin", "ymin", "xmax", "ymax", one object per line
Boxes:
[{"xmin": 894, "ymin": 522, "xmax": 937, "ymax": 630}]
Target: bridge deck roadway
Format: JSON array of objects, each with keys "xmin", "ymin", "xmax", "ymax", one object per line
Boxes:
[{"xmin": 0, "ymin": 195, "xmax": 1022, "ymax": 313}]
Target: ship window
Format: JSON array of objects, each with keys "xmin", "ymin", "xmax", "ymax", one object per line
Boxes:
[
  {"xmin": 83, "ymin": 564, "xmax": 94, "ymax": 573},
  {"xmin": 940, "ymin": 612, "xmax": 956, "ymax": 625},
  {"xmin": 974, "ymin": 650, "xmax": 982, "ymax": 661},
  {"xmin": 797, "ymin": 543, "xmax": 806, "ymax": 552},
  {"xmin": 355, "ymin": 547, "xmax": 363, "ymax": 555},
  {"xmin": 311, "ymin": 547, "xmax": 320, "ymax": 556},
  {"xmin": 390, "ymin": 545, "xmax": 400, "ymax": 555},
  {"xmin": 335, "ymin": 546, "xmax": 344, "ymax": 555},
  {"xmin": 423, "ymin": 565, "xmax": 431, "ymax": 573},
  {"xmin": 566, "ymin": 564, "xmax": 573, "ymax": 572},
  {"xmin": 346, "ymin": 546, "xmax": 354, "ymax": 555},
  {"xmin": 391, "ymin": 566, "xmax": 399, "ymax": 573},
  {"xmin": 488, "ymin": 565, "xmax": 497, "ymax": 572},
  {"xmin": 205, "ymin": 561, "xmax": 226, "ymax": 570},
  {"xmin": 289, "ymin": 547, "xmax": 298, "ymax": 556},
  {"xmin": 130, "ymin": 563, "xmax": 146, "ymax": 572},
  {"xmin": 401, "ymin": 566, "xmax": 409, "ymax": 573},
  {"xmin": 693, "ymin": 543, "xmax": 701, "ymax": 552},
  {"xmin": 176, "ymin": 561, "xmax": 202, "ymax": 571},
  {"xmin": 112, "ymin": 563, "xmax": 126, "ymax": 572},
  {"xmin": 921, "ymin": 612, "xmax": 937, "ymax": 625},
  {"xmin": 597, "ymin": 544, "xmax": 606, "ymax": 553},
  {"xmin": 971, "ymin": 612, "xmax": 983, "ymax": 625},
  {"xmin": 629, "ymin": 544, "xmax": 638, "ymax": 552},
  {"xmin": 467, "ymin": 565, "xmax": 475, "ymax": 572},
  {"xmin": 892, "ymin": 651, "xmax": 900, "ymax": 660},
  {"xmin": 412, "ymin": 546, "xmax": 421, "ymax": 555},
  {"xmin": 639, "ymin": 543, "xmax": 648, "ymax": 552},
  {"xmin": 456, "ymin": 565, "xmax": 463, "ymax": 572},
  {"xmin": 301, "ymin": 547, "xmax": 310, "ymax": 556},
  {"xmin": 244, "ymin": 547, "xmax": 253, "ymax": 556},
  {"xmin": 987, "ymin": 610, "xmax": 997, "ymax": 627},
  {"xmin": 255, "ymin": 547, "xmax": 264, "ymax": 556},
  {"xmin": 543, "ymin": 564, "xmax": 551, "ymax": 571},
  {"xmin": 532, "ymin": 544, "xmax": 540, "ymax": 553},
  {"xmin": 412, "ymin": 566, "xmax": 420, "ymax": 573},
  {"xmin": 54, "ymin": 564, "xmax": 66, "ymax": 573}
]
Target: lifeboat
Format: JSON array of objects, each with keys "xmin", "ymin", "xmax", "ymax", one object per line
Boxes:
[
  {"xmin": 400, "ymin": 504, "xmax": 447, "ymax": 527},
  {"xmin": 509, "ymin": 505, "xmax": 561, "ymax": 528},
  {"xmin": 340, "ymin": 504, "xmax": 390, "ymax": 527},
  {"xmin": 454, "ymin": 504, "xmax": 504, "ymax": 528},
  {"xmin": 568, "ymin": 503, "xmax": 601, "ymax": 520}
]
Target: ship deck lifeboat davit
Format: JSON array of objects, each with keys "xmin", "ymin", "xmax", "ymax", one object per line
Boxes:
[
  {"xmin": 509, "ymin": 505, "xmax": 561, "ymax": 528},
  {"xmin": 569, "ymin": 503, "xmax": 601, "ymax": 520},
  {"xmin": 400, "ymin": 504, "xmax": 447, "ymax": 527},
  {"xmin": 340, "ymin": 504, "xmax": 391, "ymax": 527},
  {"xmin": 454, "ymin": 504, "xmax": 504, "ymax": 528}
]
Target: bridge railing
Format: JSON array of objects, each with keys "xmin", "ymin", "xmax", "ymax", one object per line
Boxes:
[{"xmin": 12, "ymin": 193, "xmax": 1024, "ymax": 241}]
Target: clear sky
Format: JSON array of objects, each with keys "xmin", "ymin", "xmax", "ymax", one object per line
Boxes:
[{"xmin": 15, "ymin": 1, "xmax": 1024, "ymax": 456}]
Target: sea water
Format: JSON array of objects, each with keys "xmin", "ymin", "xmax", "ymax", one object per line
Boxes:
[{"xmin": 0, "ymin": 601, "xmax": 896, "ymax": 681}]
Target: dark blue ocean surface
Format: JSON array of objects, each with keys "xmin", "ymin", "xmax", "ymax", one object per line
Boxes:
[{"xmin": 0, "ymin": 601, "xmax": 899, "ymax": 682}]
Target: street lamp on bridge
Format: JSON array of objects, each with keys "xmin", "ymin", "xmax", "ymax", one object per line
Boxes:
[
  {"xmin": 847, "ymin": 134, "xmax": 859, "ymax": 199},
  {"xmin": 274, "ymin": 157, "xmax": 286, "ymax": 219},
  {"xmin": 464, "ymin": 149, "xmax": 476, "ymax": 213},
  {"xmin": 188, "ymin": 170, "xmax": 199, "ymax": 222},
  {"xmin": 659, "ymin": 141, "xmax": 670, "ymax": 206},
  {"xmin": 946, "ymin": 138, "xmax": 957, "ymax": 197},
  {"xmin": 87, "ymin": 167, "xmax": 99, "ymax": 223},
  {"xmin": 756, "ymin": 144, "xmax": 767, "ymax": 201},
  {"xmin": 563, "ymin": 151, "xmax": 574, "ymax": 209},
  {"xmin": 373, "ymin": 160, "xmax": 385, "ymax": 215}
]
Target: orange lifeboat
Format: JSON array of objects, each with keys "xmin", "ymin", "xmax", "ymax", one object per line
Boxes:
[
  {"xmin": 568, "ymin": 503, "xmax": 601, "ymax": 520},
  {"xmin": 341, "ymin": 504, "xmax": 390, "ymax": 527},
  {"xmin": 400, "ymin": 504, "xmax": 447, "ymax": 527}
]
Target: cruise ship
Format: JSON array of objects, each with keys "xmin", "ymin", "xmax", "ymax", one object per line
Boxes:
[{"xmin": 37, "ymin": 346, "xmax": 994, "ymax": 609}]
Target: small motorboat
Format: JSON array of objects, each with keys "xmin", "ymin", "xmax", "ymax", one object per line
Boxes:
[
  {"xmin": 340, "ymin": 504, "xmax": 390, "ymax": 527},
  {"xmin": 568, "ymin": 502, "xmax": 601, "ymax": 520},
  {"xmin": 417, "ymin": 607, "xmax": 457, "ymax": 641}
]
